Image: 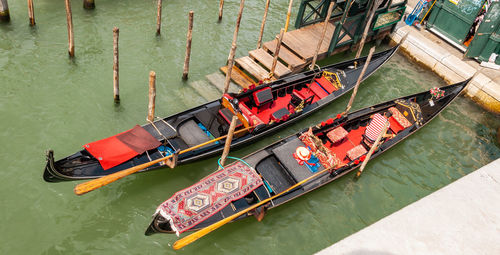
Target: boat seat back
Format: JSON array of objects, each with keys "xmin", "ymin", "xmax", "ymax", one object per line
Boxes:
[
  {"xmin": 253, "ymin": 87, "xmax": 274, "ymax": 112},
  {"xmin": 364, "ymin": 113, "xmax": 389, "ymax": 142},
  {"xmin": 238, "ymin": 102, "xmax": 265, "ymax": 126},
  {"xmin": 177, "ymin": 119, "xmax": 212, "ymax": 147}
]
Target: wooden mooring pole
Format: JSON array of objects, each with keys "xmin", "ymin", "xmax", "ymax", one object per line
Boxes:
[
  {"xmin": 218, "ymin": 116, "xmax": 238, "ymax": 169},
  {"xmin": 113, "ymin": 27, "xmax": 120, "ymax": 103},
  {"xmin": 156, "ymin": 0, "xmax": 162, "ymax": 35},
  {"xmin": 256, "ymin": 0, "xmax": 270, "ymax": 49},
  {"xmin": 284, "ymin": 0, "xmax": 293, "ymax": 32},
  {"xmin": 65, "ymin": 0, "xmax": 75, "ymax": 57},
  {"xmin": 147, "ymin": 71, "xmax": 156, "ymax": 122},
  {"xmin": 355, "ymin": 0, "xmax": 383, "ymax": 59},
  {"xmin": 27, "ymin": 0, "xmax": 35, "ymax": 26},
  {"xmin": 218, "ymin": 0, "xmax": 224, "ymax": 21},
  {"xmin": 269, "ymin": 28, "xmax": 284, "ymax": 78},
  {"xmin": 83, "ymin": 0, "xmax": 95, "ymax": 10},
  {"xmin": 223, "ymin": 0, "xmax": 245, "ymax": 94},
  {"xmin": 343, "ymin": 46, "xmax": 375, "ymax": 115},
  {"xmin": 310, "ymin": 1, "xmax": 334, "ymax": 70},
  {"xmin": 182, "ymin": 11, "xmax": 194, "ymax": 80},
  {"xmin": 0, "ymin": 0, "xmax": 10, "ymax": 23}
]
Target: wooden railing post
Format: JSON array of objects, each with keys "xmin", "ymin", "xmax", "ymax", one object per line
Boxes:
[
  {"xmin": 284, "ymin": 0, "xmax": 293, "ymax": 32},
  {"xmin": 113, "ymin": 27, "xmax": 120, "ymax": 103},
  {"xmin": 256, "ymin": 0, "xmax": 270, "ymax": 49},
  {"xmin": 65, "ymin": 0, "xmax": 75, "ymax": 57},
  {"xmin": 218, "ymin": 116, "xmax": 238, "ymax": 169},
  {"xmin": 147, "ymin": 71, "xmax": 156, "ymax": 122},
  {"xmin": 269, "ymin": 28, "xmax": 284, "ymax": 78},
  {"xmin": 182, "ymin": 11, "xmax": 194, "ymax": 80},
  {"xmin": 156, "ymin": 0, "xmax": 162, "ymax": 35},
  {"xmin": 223, "ymin": 0, "xmax": 245, "ymax": 94},
  {"xmin": 28, "ymin": 0, "xmax": 35, "ymax": 26}
]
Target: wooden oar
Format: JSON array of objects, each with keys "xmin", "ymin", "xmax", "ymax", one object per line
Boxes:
[
  {"xmin": 74, "ymin": 125, "xmax": 254, "ymax": 195},
  {"xmin": 172, "ymin": 162, "xmax": 339, "ymax": 250},
  {"xmin": 356, "ymin": 120, "xmax": 389, "ymax": 178},
  {"xmin": 342, "ymin": 46, "xmax": 375, "ymax": 116}
]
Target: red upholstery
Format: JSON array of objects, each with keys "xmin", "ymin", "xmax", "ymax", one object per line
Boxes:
[
  {"xmin": 365, "ymin": 113, "xmax": 389, "ymax": 141},
  {"xmin": 388, "ymin": 107, "xmax": 412, "ymax": 128},
  {"xmin": 388, "ymin": 116, "xmax": 404, "ymax": 134},
  {"xmin": 327, "ymin": 126, "xmax": 348, "ymax": 143},
  {"xmin": 315, "ymin": 77, "xmax": 337, "ymax": 93},
  {"xmin": 308, "ymin": 82, "xmax": 329, "ymax": 99},
  {"xmin": 346, "ymin": 145, "xmax": 367, "ymax": 160},
  {"xmin": 238, "ymin": 102, "xmax": 265, "ymax": 126},
  {"xmin": 295, "ymin": 89, "xmax": 315, "ymax": 101}
]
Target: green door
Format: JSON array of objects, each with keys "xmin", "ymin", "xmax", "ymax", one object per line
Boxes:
[
  {"xmin": 427, "ymin": 0, "xmax": 486, "ymax": 45},
  {"xmin": 465, "ymin": 1, "xmax": 500, "ymax": 62}
]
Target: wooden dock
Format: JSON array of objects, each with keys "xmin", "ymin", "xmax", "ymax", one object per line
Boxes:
[{"xmin": 221, "ymin": 21, "xmax": 352, "ymax": 88}]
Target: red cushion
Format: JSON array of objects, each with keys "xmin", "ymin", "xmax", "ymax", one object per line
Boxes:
[
  {"xmin": 327, "ymin": 126, "xmax": 348, "ymax": 143},
  {"xmin": 346, "ymin": 145, "xmax": 367, "ymax": 160},
  {"xmin": 365, "ymin": 113, "xmax": 389, "ymax": 141},
  {"xmin": 296, "ymin": 88, "xmax": 315, "ymax": 100},
  {"xmin": 308, "ymin": 82, "xmax": 329, "ymax": 99},
  {"xmin": 388, "ymin": 116, "xmax": 404, "ymax": 134},
  {"xmin": 315, "ymin": 77, "xmax": 337, "ymax": 93}
]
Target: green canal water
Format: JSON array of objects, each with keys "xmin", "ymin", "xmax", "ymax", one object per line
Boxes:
[{"xmin": 1, "ymin": 1, "xmax": 499, "ymax": 254}]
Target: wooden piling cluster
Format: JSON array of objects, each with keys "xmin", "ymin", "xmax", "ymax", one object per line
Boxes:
[
  {"xmin": 0, "ymin": 0, "xmax": 10, "ymax": 22},
  {"xmin": 182, "ymin": 11, "xmax": 194, "ymax": 80}
]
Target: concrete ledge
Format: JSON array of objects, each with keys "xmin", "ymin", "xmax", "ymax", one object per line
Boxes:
[
  {"xmin": 315, "ymin": 158, "xmax": 500, "ymax": 255},
  {"xmin": 390, "ymin": 26, "xmax": 500, "ymax": 114}
]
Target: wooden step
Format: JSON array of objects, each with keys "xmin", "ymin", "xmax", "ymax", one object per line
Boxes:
[
  {"xmin": 235, "ymin": 56, "xmax": 272, "ymax": 82},
  {"xmin": 188, "ymin": 80, "xmax": 222, "ymax": 102},
  {"xmin": 249, "ymin": 48, "xmax": 292, "ymax": 78},
  {"xmin": 205, "ymin": 72, "xmax": 240, "ymax": 94},
  {"xmin": 281, "ymin": 21, "xmax": 338, "ymax": 61},
  {"xmin": 220, "ymin": 65, "xmax": 255, "ymax": 89},
  {"xmin": 263, "ymin": 40, "xmax": 306, "ymax": 72}
]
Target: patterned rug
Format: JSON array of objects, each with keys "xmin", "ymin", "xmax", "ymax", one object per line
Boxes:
[{"xmin": 155, "ymin": 161, "xmax": 263, "ymax": 235}]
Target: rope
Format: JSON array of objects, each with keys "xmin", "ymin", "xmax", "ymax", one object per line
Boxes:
[{"xmin": 217, "ymin": 156, "xmax": 252, "ymax": 169}]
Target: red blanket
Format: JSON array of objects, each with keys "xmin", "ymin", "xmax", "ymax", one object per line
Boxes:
[
  {"xmin": 83, "ymin": 125, "xmax": 161, "ymax": 170},
  {"xmin": 155, "ymin": 161, "xmax": 263, "ymax": 235}
]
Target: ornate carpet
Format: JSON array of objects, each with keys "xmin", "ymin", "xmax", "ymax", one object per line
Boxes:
[{"xmin": 156, "ymin": 161, "xmax": 263, "ymax": 234}]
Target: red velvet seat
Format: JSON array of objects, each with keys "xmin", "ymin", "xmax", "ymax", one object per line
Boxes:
[
  {"xmin": 308, "ymin": 82, "xmax": 329, "ymax": 99},
  {"xmin": 315, "ymin": 76, "xmax": 337, "ymax": 94}
]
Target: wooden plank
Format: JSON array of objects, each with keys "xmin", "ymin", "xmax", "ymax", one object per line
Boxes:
[
  {"xmin": 235, "ymin": 56, "xmax": 270, "ymax": 81},
  {"xmin": 220, "ymin": 65, "xmax": 255, "ymax": 89},
  {"xmin": 262, "ymin": 40, "xmax": 306, "ymax": 71},
  {"xmin": 249, "ymin": 48, "xmax": 292, "ymax": 78},
  {"xmin": 282, "ymin": 21, "xmax": 340, "ymax": 61}
]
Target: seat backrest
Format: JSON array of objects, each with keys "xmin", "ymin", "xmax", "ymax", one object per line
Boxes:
[
  {"xmin": 365, "ymin": 113, "xmax": 389, "ymax": 141},
  {"xmin": 253, "ymin": 87, "xmax": 273, "ymax": 107}
]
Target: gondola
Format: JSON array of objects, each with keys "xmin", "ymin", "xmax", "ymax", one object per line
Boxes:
[
  {"xmin": 43, "ymin": 46, "xmax": 399, "ymax": 182},
  {"xmin": 145, "ymin": 80, "xmax": 468, "ymax": 238}
]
